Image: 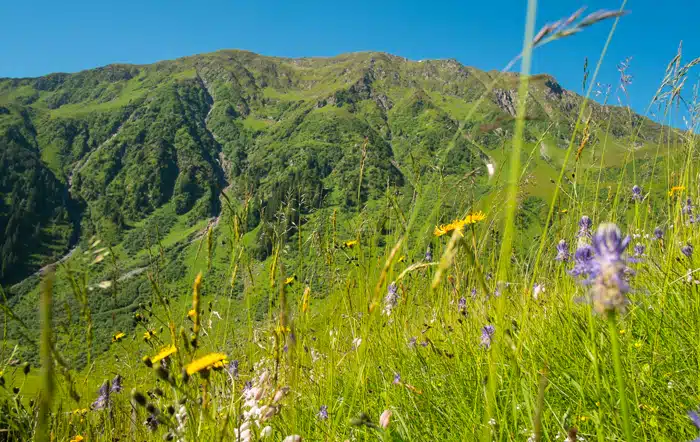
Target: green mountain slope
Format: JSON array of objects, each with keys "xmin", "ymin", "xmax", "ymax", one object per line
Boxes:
[{"xmin": 0, "ymin": 50, "xmax": 669, "ymax": 286}]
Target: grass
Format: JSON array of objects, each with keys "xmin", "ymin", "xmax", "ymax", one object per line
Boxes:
[{"xmin": 2, "ymin": 4, "xmax": 700, "ymax": 442}]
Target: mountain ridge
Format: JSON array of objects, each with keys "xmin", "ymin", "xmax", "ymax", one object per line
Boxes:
[{"xmin": 0, "ymin": 49, "xmax": 669, "ymax": 287}]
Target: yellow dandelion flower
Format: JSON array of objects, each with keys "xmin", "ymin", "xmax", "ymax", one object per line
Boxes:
[
  {"xmin": 462, "ymin": 211, "xmax": 486, "ymax": 224},
  {"xmin": 187, "ymin": 309, "xmax": 196, "ymax": 319},
  {"xmin": 143, "ymin": 330, "xmax": 156, "ymax": 341},
  {"xmin": 669, "ymin": 185, "xmax": 686, "ymax": 197},
  {"xmin": 212, "ymin": 358, "xmax": 229, "ymax": 370},
  {"xmin": 284, "ymin": 275, "xmax": 296, "ymax": 285},
  {"xmin": 184, "ymin": 353, "xmax": 227, "ymax": 376},
  {"xmin": 144, "ymin": 345, "xmax": 177, "ymax": 366},
  {"xmin": 560, "ymin": 209, "xmax": 568, "ymax": 214},
  {"xmin": 434, "ymin": 212, "xmax": 485, "ymax": 237},
  {"xmin": 398, "ymin": 255, "xmax": 406, "ymax": 263},
  {"xmin": 69, "ymin": 436, "xmax": 84, "ymax": 442},
  {"xmin": 342, "ymin": 239, "xmax": 358, "ymax": 248},
  {"xmin": 112, "ymin": 332, "xmax": 125, "ymax": 343},
  {"xmin": 634, "ymin": 340, "xmax": 643, "ymax": 349}
]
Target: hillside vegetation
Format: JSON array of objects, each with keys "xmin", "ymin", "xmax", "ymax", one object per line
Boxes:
[{"xmin": 1, "ymin": 34, "xmax": 699, "ymax": 441}]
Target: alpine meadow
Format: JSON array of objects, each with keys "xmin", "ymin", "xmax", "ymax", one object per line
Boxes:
[{"xmin": 2, "ymin": 4, "xmax": 700, "ymax": 441}]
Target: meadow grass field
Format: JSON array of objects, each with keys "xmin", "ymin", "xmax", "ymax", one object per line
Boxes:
[{"xmin": 2, "ymin": 3, "xmax": 700, "ymax": 442}]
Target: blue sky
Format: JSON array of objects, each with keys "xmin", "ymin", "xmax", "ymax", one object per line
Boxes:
[{"xmin": 1, "ymin": 0, "xmax": 697, "ymax": 121}]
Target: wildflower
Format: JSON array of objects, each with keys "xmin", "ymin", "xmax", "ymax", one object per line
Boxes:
[
  {"xmin": 408, "ymin": 337, "xmax": 417, "ymax": 347},
  {"xmin": 458, "ymin": 297, "xmax": 467, "ymax": 313},
  {"xmin": 463, "ymin": 211, "xmax": 487, "ymax": 224},
  {"xmin": 184, "ymin": 353, "xmax": 227, "ymax": 376},
  {"xmin": 383, "ymin": 282, "xmax": 399, "ymax": 316},
  {"xmin": 687, "ymin": 409, "xmax": 700, "ymax": 440},
  {"xmin": 144, "ymin": 345, "xmax": 177, "ymax": 367},
  {"xmin": 69, "ymin": 436, "xmax": 84, "ymax": 442},
  {"xmin": 434, "ymin": 212, "xmax": 486, "ymax": 237},
  {"xmin": 682, "ymin": 244, "xmax": 694, "ymax": 258},
  {"xmin": 91, "ymin": 381, "xmax": 110, "ymax": 410},
  {"xmin": 533, "ymin": 283, "xmax": 544, "ymax": 299},
  {"xmin": 227, "ymin": 360, "xmax": 239, "ymax": 378},
  {"xmin": 393, "ymin": 373, "xmax": 401, "ymax": 385},
  {"xmin": 283, "ymin": 436, "xmax": 302, "ymax": 442},
  {"xmin": 143, "ymin": 330, "xmax": 156, "ymax": 341},
  {"xmin": 631, "ymin": 243, "xmax": 646, "ymax": 261},
  {"xmin": 577, "ymin": 215, "xmax": 593, "ymax": 238},
  {"xmin": 112, "ymin": 332, "xmax": 125, "ymax": 343},
  {"xmin": 284, "ymin": 275, "xmax": 296, "ymax": 285},
  {"xmin": 669, "ymin": 185, "xmax": 686, "ymax": 197},
  {"xmin": 683, "ymin": 198, "xmax": 694, "ymax": 215},
  {"xmin": 555, "ymin": 239, "xmax": 570, "ymax": 262},
  {"xmin": 588, "ymin": 223, "xmax": 632, "ymax": 315},
  {"xmin": 261, "ymin": 426, "xmax": 273, "ymax": 438},
  {"xmin": 145, "ymin": 414, "xmax": 159, "ymax": 432},
  {"xmin": 111, "ymin": 374, "xmax": 123, "ymax": 393},
  {"xmin": 480, "ymin": 325, "xmax": 495, "ymax": 349},
  {"xmin": 569, "ymin": 244, "xmax": 593, "ymax": 276},
  {"xmin": 318, "ymin": 405, "xmax": 328, "ymax": 420},
  {"xmin": 187, "ymin": 309, "xmax": 196, "ymax": 320},
  {"xmin": 342, "ymin": 239, "xmax": 358, "ymax": 248},
  {"xmin": 351, "ymin": 337, "xmax": 362, "ymax": 350},
  {"xmin": 97, "ymin": 280, "xmax": 112, "ymax": 289},
  {"xmin": 425, "ymin": 246, "xmax": 432, "ymax": 262},
  {"xmin": 631, "ymin": 185, "xmax": 643, "ymax": 201},
  {"xmin": 379, "ymin": 409, "xmax": 392, "ymax": 429},
  {"xmin": 654, "ymin": 227, "xmax": 664, "ymax": 240}
]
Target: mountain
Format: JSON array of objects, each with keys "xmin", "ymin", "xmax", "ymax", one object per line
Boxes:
[{"xmin": 0, "ymin": 50, "xmax": 667, "ymax": 287}]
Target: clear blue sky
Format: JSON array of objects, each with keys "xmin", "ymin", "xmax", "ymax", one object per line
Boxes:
[{"xmin": 1, "ymin": 0, "xmax": 697, "ymax": 121}]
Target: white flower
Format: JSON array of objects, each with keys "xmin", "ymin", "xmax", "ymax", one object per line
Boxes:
[
  {"xmin": 283, "ymin": 436, "xmax": 302, "ymax": 442},
  {"xmin": 261, "ymin": 426, "xmax": 272, "ymax": 438},
  {"xmin": 379, "ymin": 409, "xmax": 392, "ymax": 429},
  {"xmin": 352, "ymin": 337, "xmax": 362, "ymax": 349}
]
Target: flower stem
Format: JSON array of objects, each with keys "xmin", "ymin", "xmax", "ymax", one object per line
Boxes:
[{"xmin": 607, "ymin": 312, "xmax": 633, "ymax": 441}]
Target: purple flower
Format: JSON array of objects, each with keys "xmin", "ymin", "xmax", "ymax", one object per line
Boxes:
[
  {"xmin": 458, "ymin": 297, "xmax": 467, "ymax": 313},
  {"xmin": 318, "ymin": 405, "xmax": 328, "ymax": 420},
  {"xmin": 555, "ymin": 239, "xmax": 570, "ymax": 262},
  {"xmin": 110, "ymin": 375, "xmax": 123, "ymax": 394},
  {"xmin": 408, "ymin": 337, "xmax": 417, "ymax": 347},
  {"xmin": 588, "ymin": 223, "xmax": 632, "ymax": 314},
  {"xmin": 425, "ymin": 246, "xmax": 432, "ymax": 262},
  {"xmin": 654, "ymin": 227, "xmax": 664, "ymax": 240},
  {"xmin": 383, "ymin": 282, "xmax": 399, "ymax": 316},
  {"xmin": 629, "ymin": 243, "xmax": 646, "ymax": 263},
  {"xmin": 393, "ymin": 373, "xmax": 401, "ymax": 385},
  {"xmin": 480, "ymin": 325, "xmax": 495, "ymax": 349},
  {"xmin": 683, "ymin": 198, "xmax": 694, "ymax": 215},
  {"xmin": 145, "ymin": 414, "xmax": 159, "ymax": 432},
  {"xmin": 227, "ymin": 360, "xmax": 239, "ymax": 379},
  {"xmin": 689, "ymin": 409, "xmax": 700, "ymax": 442},
  {"xmin": 631, "ymin": 185, "xmax": 643, "ymax": 201},
  {"xmin": 91, "ymin": 381, "xmax": 110, "ymax": 410},
  {"xmin": 569, "ymin": 244, "xmax": 595, "ymax": 278},
  {"xmin": 577, "ymin": 216, "xmax": 593, "ymax": 238},
  {"xmin": 470, "ymin": 287, "xmax": 477, "ymax": 298},
  {"xmin": 682, "ymin": 244, "xmax": 694, "ymax": 258},
  {"xmin": 533, "ymin": 283, "xmax": 544, "ymax": 299}
]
